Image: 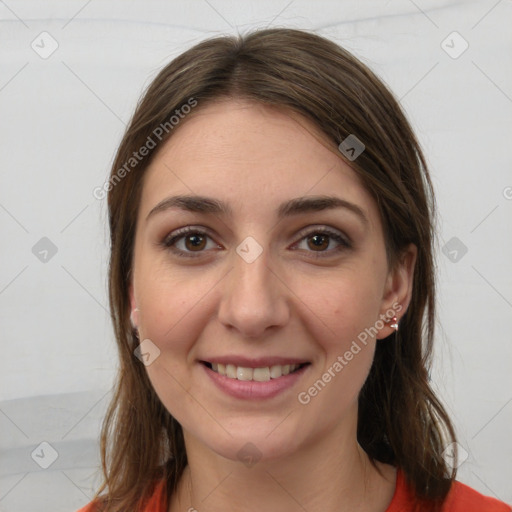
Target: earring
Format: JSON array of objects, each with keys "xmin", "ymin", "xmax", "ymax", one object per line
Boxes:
[
  {"xmin": 389, "ymin": 316, "xmax": 399, "ymax": 331},
  {"xmin": 130, "ymin": 307, "xmax": 140, "ymax": 330}
]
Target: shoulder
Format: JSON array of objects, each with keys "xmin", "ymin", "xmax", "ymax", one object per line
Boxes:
[
  {"xmin": 443, "ymin": 480, "xmax": 511, "ymax": 512},
  {"xmin": 74, "ymin": 479, "xmax": 167, "ymax": 512},
  {"xmin": 75, "ymin": 503, "xmax": 99, "ymax": 512},
  {"xmin": 388, "ymin": 469, "xmax": 510, "ymax": 512}
]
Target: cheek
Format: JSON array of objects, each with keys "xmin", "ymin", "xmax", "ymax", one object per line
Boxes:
[
  {"xmin": 293, "ymin": 270, "xmax": 383, "ymax": 409},
  {"xmin": 135, "ymin": 269, "xmax": 222, "ymax": 431},
  {"xmin": 302, "ymin": 269, "xmax": 384, "ymax": 351},
  {"xmin": 134, "ymin": 264, "xmax": 220, "ymax": 365}
]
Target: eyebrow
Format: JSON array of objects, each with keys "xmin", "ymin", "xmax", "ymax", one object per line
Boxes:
[{"xmin": 146, "ymin": 194, "xmax": 369, "ymax": 226}]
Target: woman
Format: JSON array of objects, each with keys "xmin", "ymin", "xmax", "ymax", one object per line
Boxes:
[{"xmin": 77, "ymin": 28, "xmax": 511, "ymax": 512}]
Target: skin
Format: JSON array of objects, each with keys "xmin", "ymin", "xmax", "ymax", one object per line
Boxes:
[{"xmin": 129, "ymin": 99, "xmax": 417, "ymax": 512}]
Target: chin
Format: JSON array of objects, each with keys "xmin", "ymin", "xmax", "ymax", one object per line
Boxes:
[{"xmin": 195, "ymin": 425, "xmax": 303, "ymax": 466}]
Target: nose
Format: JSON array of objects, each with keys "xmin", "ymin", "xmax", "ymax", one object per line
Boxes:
[{"xmin": 217, "ymin": 245, "xmax": 290, "ymax": 339}]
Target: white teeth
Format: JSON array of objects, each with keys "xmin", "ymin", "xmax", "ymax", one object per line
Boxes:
[
  {"xmin": 237, "ymin": 367, "xmax": 253, "ymax": 381},
  {"xmin": 209, "ymin": 363, "xmax": 303, "ymax": 381},
  {"xmin": 269, "ymin": 365, "xmax": 282, "ymax": 378},
  {"xmin": 253, "ymin": 367, "xmax": 270, "ymax": 382},
  {"xmin": 226, "ymin": 364, "xmax": 237, "ymax": 378}
]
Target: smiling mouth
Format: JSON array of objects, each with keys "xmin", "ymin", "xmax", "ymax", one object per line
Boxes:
[{"xmin": 201, "ymin": 361, "xmax": 310, "ymax": 382}]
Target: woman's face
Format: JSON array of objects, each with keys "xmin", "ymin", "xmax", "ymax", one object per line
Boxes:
[{"xmin": 130, "ymin": 99, "xmax": 414, "ymax": 463}]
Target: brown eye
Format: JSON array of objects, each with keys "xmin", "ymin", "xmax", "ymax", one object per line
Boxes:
[
  {"xmin": 162, "ymin": 227, "xmax": 222, "ymax": 258},
  {"xmin": 185, "ymin": 234, "xmax": 207, "ymax": 251},
  {"xmin": 294, "ymin": 228, "xmax": 351, "ymax": 257},
  {"xmin": 307, "ymin": 234, "xmax": 330, "ymax": 251}
]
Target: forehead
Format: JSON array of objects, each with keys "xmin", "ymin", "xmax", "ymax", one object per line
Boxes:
[{"xmin": 139, "ymin": 99, "xmax": 380, "ymax": 230}]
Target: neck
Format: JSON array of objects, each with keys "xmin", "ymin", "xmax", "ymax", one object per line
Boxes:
[{"xmin": 169, "ymin": 417, "xmax": 396, "ymax": 512}]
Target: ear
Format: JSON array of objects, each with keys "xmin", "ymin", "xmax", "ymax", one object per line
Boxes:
[
  {"xmin": 128, "ymin": 279, "xmax": 139, "ymax": 328},
  {"xmin": 376, "ymin": 243, "xmax": 417, "ymax": 340}
]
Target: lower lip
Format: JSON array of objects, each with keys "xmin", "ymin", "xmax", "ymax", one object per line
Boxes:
[{"xmin": 201, "ymin": 363, "xmax": 310, "ymax": 400}]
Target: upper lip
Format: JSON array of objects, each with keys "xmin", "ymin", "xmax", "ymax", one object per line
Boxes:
[{"xmin": 200, "ymin": 356, "xmax": 310, "ymax": 368}]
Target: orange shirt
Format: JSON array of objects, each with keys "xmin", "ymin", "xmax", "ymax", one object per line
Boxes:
[
  {"xmin": 389, "ymin": 469, "xmax": 510, "ymax": 511},
  {"xmin": 76, "ymin": 468, "xmax": 511, "ymax": 512}
]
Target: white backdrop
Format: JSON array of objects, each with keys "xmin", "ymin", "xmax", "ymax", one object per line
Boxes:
[{"xmin": 0, "ymin": 1, "xmax": 511, "ymax": 510}]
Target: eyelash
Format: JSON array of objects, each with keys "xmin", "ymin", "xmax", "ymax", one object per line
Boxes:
[{"xmin": 160, "ymin": 226, "xmax": 352, "ymax": 259}]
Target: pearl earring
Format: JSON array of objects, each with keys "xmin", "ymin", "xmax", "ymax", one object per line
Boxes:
[{"xmin": 130, "ymin": 307, "xmax": 140, "ymax": 329}]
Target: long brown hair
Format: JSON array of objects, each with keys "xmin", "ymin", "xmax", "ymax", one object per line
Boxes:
[{"xmin": 93, "ymin": 28, "xmax": 457, "ymax": 511}]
